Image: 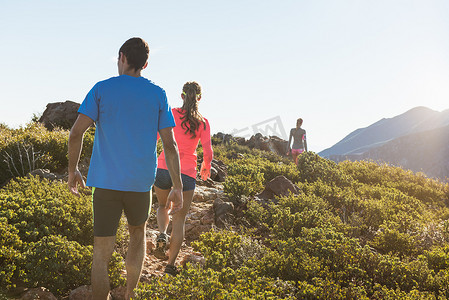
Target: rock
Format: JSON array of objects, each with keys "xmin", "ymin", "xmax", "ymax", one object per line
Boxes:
[
  {"xmin": 214, "ymin": 198, "xmax": 235, "ymax": 228},
  {"xmin": 181, "ymin": 253, "xmax": 206, "ymax": 268},
  {"xmin": 69, "ymin": 285, "xmax": 92, "ymax": 300},
  {"xmin": 20, "ymin": 287, "xmax": 57, "ymax": 300},
  {"xmin": 146, "ymin": 238, "xmax": 156, "ymax": 253},
  {"xmin": 258, "ymin": 175, "xmax": 300, "ymax": 200},
  {"xmin": 213, "ymin": 198, "xmax": 234, "ymax": 219},
  {"xmin": 196, "ymin": 159, "xmax": 227, "ymax": 183},
  {"xmin": 185, "ymin": 224, "xmax": 212, "ymax": 241},
  {"xmin": 200, "ymin": 209, "xmax": 215, "ymax": 225},
  {"xmin": 193, "ymin": 185, "xmax": 222, "ymax": 202},
  {"xmin": 210, "ymin": 166, "xmax": 218, "ymax": 180},
  {"xmin": 210, "ymin": 159, "xmax": 227, "ymax": 182},
  {"xmin": 28, "ymin": 169, "xmax": 62, "ymax": 181},
  {"xmin": 246, "ymin": 133, "xmax": 288, "ymax": 156},
  {"xmin": 234, "ymin": 137, "xmax": 246, "ymax": 145},
  {"xmin": 111, "ymin": 286, "xmax": 126, "ymax": 300},
  {"xmin": 39, "ymin": 100, "xmax": 80, "ymax": 130},
  {"xmin": 213, "ymin": 132, "xmax": 234, "ymax": 145}
]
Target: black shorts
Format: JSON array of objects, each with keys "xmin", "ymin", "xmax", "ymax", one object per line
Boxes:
[
  {"xmin": 92, "ymin": 187, "xmax": 152, "ymax": 237},
  {"xmin": 154, "ymin": 168, "xmax": 196, "ymax": 191}
]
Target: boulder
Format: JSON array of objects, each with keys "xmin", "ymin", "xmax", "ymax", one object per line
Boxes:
[
  {"xmin": 20, "ymin": 287, "xmax": 57, "ymax": 300},
  {"xmin": 213, "ymin": 198, "xmax": 235, "ymax": 227},
  {"xmin": 28, "ymin": 169, "xmax": 62, "ymax": 181},
  {"xmin": 210, "ymin": 159, "xmax": 227, "ymax": 182},
  {"xmin": 69, "ymin": 285, "xmax": 92, "ymax": 300},
  {"xmin": 181, "ymin": 253, "xmax": 206, "ymax": 268},
  {"xmin": 200, "ymin": 209, "xmax": 215, "ymax": 225},
  {"xmin": 213, "ymin": 132, "xmax": 234, "ymax": 145},
  {"xmin": 246, "ymin": 133, "xmax": 288, "ymax": 156},
  {"xmin": 258, "ymin": 175, "xmax": 300, "ymax": 200},
  {"xmin": 111, "ymin": 286, "xmax": 126, "ymax": 300},
  {"xmin": 193, "ymin": 185, "xmax": 222, "ymax": 202},
  {"xmin": 214, "ymin": 198, "xmax": 234, "ymax": 218},
  {"xmin": 39, "ymin": 100, "xmax": 80, "ymax": 130},
  {"xmin": 185, "ymin": 224, "xmax": 213, "ymax": 241}
]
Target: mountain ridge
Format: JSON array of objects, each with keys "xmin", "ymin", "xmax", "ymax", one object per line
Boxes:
[
  {"xmin": 321, "ymin": 106, "xmax": 449, "ymax": 180},
  {"xmin": 319, "ymin": 106, "xmax": 448, "ymax": 157}
]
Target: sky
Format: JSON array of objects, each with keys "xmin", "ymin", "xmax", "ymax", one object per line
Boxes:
[{"xmin": 1, "ymin": 0, "xmax": 448, "ymax": 152}]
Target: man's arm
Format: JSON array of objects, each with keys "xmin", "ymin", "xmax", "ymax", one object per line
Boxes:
[
  {"xmin": 159, "ymin": 127, "xmax": 183, "ymax": 214},
  {"xmin": 68, "ymin": 113, "xmax": 94, "ymax": 196}
]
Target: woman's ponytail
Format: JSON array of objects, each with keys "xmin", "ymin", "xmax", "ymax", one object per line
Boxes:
[{"xmin": 180, "ymin": 81, "xmax": 206, "ymax": 138}]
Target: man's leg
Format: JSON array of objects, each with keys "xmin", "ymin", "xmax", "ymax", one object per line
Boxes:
[
  {"xmin": 92, "ymin": 236, "xmax": 116, "ymax": 300},
  {"xmin": 167, "ymin": 189, "xmax": 194, "ymax": 266},
  {"xmin": 125, "ymin": 222, "xmax": 146, "ymax": 300}
]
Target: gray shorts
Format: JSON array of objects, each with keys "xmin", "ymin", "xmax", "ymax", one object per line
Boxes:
[{"xmin": 92, "ymin": 187, "xmax": 152, "ymax": 237}]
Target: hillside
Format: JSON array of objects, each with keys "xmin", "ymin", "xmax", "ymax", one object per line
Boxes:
[
  {"xmin": 330, "ymin": 125, "xmax": 449, "ymax": 180},
  {"xmin": 319, "ymin": 106, "xmax": 449, "ymax": 157},
  {"xmin": 1, "ymin": 122, "xmax": 449, "ymax": 299}
]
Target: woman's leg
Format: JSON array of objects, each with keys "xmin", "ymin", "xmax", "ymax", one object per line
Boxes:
[
  {"xmin": 167, "ymin": 189, "xmax": 195, "ymax": 266},
  {"xmin": 155, "ymin": 186, "xmax": 171, "ymax": 234},
  {"xmin": 292, "ymin": 152, "xmax": 298, "ymax": 165}
]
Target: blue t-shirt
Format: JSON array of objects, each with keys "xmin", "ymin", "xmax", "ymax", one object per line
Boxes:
[{"xmin": 78, "ymin": 75, "xmax": 175, "ymax": 192}]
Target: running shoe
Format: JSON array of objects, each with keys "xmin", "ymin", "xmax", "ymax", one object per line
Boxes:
[
  {"xmin": 164, "ymin": 264, "xmax": 179, "ymax": 276},
  {"xmin": 154, "ymin": 232, "xmax": 169, "ymax": 260}
]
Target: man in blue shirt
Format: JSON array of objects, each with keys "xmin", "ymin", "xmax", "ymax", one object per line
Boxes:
[{"xmin": 68, "ymin": 37, "xmax": 183, "ymax": 300}]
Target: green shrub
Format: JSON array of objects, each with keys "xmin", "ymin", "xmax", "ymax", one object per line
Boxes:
[
  {"xmin": 134, "ymin": 265, "xmax": 299, "ymax": 299},
  {"xmin": 25, "ymin": 235, "xmax": 93, "ymax": 295},
  {"xmin": 371, "ymin": 284, "xmax": 437, "ymax": 300},
  {"xmin": 0, "ymin": 176, "xmax": 93, "ymax": 245},
  {"xmin": 423, "ymin": 246, "xmax": 449, "ymax": 273},
  {"xmin": 0, "ymin": 123, "xmax": 94, "ymax": 184},
  {"xmin": 192, "ymin": 229, "xmax": 243, "ymax": 270},
  {"xmin": 24, "ymin": 235, "xmax": 124, "ymax": 296},
  {"xmin": 296, "ymin": 152, "xmax": 353, "ymax": 186},
  {"xmin": 0, "ymin": 218, "xmax": 23, "ymax": 289},
  {"xmin": 371, "ymin": 226, "xmax": 418, "ymax": 258},
  {"xmin": 224, "ymin": 162, "xmax": 264, "ymax": 199}
]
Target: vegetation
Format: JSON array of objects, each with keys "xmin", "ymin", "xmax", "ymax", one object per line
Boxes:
[
  {"xmin": 136, "ymin": 146, "xmax": 449, "ymax": 299},
  {"xmin": 0, "ymin": 176, "xmax": 124, "ymax": 296},
  {"xmin": 1, "ymin": 123, "xmax": 449, "ymax": 299},
  {"xmin": 0, "ymin": 122, "xmax": 94, "ymax": 184}
]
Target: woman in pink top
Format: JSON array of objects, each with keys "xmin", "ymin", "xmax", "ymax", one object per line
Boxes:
[{"xmin": 153, "ymin": 81, "xmax": 213, "ymax": 275}]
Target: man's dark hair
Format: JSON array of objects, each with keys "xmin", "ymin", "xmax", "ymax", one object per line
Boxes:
[{"xmin": 119, "ymin": 37, "xmax": 149, "ymax": 71}]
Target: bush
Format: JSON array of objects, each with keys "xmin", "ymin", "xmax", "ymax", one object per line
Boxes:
[
  {"xmin": 0, "ymin": 218, "xmax": 23, "ymax": 289},
  {"xmin": 0, "ymin": 123, "xmax": 94, "ymax": 184},
  {"xmin": 0, "ymin": 176, "xmax": 93, "ymax": 245},
  {"xmin": 371, "ymin": 226, "xmax": 418, "ymax": 258},
  {"xmin": 0, "ymin": 176, "xmax": 109, "ymax": 296},
  {"xmin": 224, "ymin": 163, "xmax": 264, "ymax": 199},
  {"xmin": 191, "ymin": 229, "xmax": 243, "ymax": 270},
  {"xmin": 25, "ymin": 235, "xmax": 93, "ymax": 295},
  {"xmin": 134, "ymin": 266, "xmax": 299, "ymax": 299},
  {"xmin": 296, "ymin": 152, "xmax": 352, "ymax": 186},
  {"xmin": 24, "ymin": 235, "xmax": 125, "ymax": 296}
]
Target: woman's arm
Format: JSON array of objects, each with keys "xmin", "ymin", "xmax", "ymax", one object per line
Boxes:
[
  {"xmin": 200, "ymin": 119, "xmax": 213, "ymax": 180},
  {"xmin": 286, "ymin": 129, "xmax": 293, "ymax": 154}
]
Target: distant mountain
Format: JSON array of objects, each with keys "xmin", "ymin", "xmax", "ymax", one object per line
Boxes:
[
  {"xmin": 329, "ymin": 125, "xmax": 449, "ymax": 180},
  {"xmin": 320, "ymin": 106, "xmax": 449, "ymax": 180},
  {"xmin": 319, "ymin": 107, "xmax": 449, "ymax": 157}
]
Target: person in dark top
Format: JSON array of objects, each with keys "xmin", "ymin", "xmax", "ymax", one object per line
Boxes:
[{"xmin": 286, "ymin": 118, "xmax": 307, "ymax": 164}]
